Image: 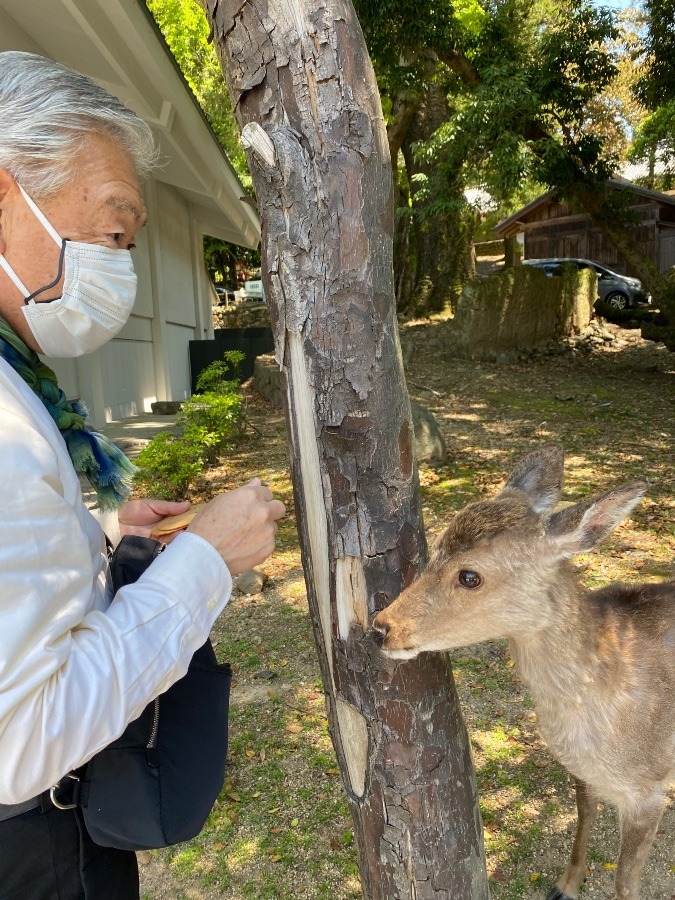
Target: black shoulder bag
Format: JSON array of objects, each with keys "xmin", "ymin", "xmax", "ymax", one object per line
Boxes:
[{"xmin": 56, "ymin": 535, "xmax": 232, "ymax": 852}]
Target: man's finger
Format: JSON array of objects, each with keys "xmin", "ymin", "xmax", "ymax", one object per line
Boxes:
[
  {"xmin": 251, "ymin": 484, "xmax": 274, "ymax": 503},
  {"xmin": 269, "ymin": 500, "xmax": 286, "ymax": 520}
]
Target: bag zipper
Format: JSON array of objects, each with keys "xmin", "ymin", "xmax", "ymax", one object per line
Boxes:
[{"xmin": 146, "ymin": 698, "xmax": 161, "ymax": 768}]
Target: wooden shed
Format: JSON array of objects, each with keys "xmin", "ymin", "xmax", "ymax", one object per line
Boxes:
[{"xmin": 494, "ymin": 179, "xmax": 675, "ymax": 276}]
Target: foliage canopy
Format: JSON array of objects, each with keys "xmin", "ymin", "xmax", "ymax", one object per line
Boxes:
[{"xmin": 146, "ymin": 0, "xmax": 251, "ymax": 189}]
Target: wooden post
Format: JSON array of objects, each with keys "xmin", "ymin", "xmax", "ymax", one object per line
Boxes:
[{"xmin": 203, "ymin": 1, "xmax": 490, "ymax": 895}]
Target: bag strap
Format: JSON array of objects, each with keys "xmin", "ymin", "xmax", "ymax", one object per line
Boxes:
[{"xmin": 109, "ymin": 535, "xmax": 165, "ymax": 593}]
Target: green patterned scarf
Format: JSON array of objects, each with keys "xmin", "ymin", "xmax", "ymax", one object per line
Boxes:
[{"xmin": 0, "ymin": 315, "xmax": 136, "ymax": 510}]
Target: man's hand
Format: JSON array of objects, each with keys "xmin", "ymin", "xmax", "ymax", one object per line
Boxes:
[
  {"xmin": 118, "ymin": 499, "xmax": 192, "ymax": 543},
  {"xmin": 187, "ymin": 478, "xmax": 286, "ymax": 575}
]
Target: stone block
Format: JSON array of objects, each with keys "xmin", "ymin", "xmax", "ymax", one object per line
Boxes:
[
  {"xmin": 234, "ymin": 568, "xmax": 265, "ymax": 595},
  {"xmin": 411, "ymin": 401, "xmax": 447, "ymax": 465},
  {"xmin": 151, "ymin": 401, "xmax": 183, "ymax": 415}
]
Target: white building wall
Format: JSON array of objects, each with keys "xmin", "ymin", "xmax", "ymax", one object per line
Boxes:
[
  {"xmin": 100, "ymin": 340, "xmax": 156, "ymax": 421},
  {"xmin": 156, "ymin": 183, "xmax": 196, "ymax": 328},
  {"xmin": 154, "ymin": 182, "xmax": 199, "ymax": 401},
  {"xmin": 166, "ymin": 323, "xmax": 195, "ymax": 400}
]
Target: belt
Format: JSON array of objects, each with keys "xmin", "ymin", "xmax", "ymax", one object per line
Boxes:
[
  {"xmin": 0, "ymin": 773, "xmax": 82, "ymax": 823},
  {"xmin": 0, "ymin": 796, "xmax": 42, "ymax": 822}
]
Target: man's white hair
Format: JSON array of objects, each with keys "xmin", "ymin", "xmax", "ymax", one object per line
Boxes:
[{"xmin": 0, "ymin": 51, "xmax": 157, "ymax": 197}]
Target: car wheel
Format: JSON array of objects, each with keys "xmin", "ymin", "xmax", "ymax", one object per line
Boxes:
[{"xmin": 605, "ymin": 291, "xmax": 629, "ymax": 310}]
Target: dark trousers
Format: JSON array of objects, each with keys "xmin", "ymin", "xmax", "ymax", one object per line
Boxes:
[{"xmin": 0, "ymin": 805, "xmax": 139, "ymax": 899}]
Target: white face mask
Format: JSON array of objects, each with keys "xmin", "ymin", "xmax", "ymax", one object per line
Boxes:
[{"xmin": 0, "ymin": 184, "xmax": 137, "ymax": 357}]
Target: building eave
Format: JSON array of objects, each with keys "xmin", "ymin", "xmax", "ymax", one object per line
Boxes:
[
  {"xmin": 493, "ymin": 179, "xmax": 675, "ymax": 237},
  {"xmin": 0, "ymin": 0, "xmax": 260, "ymax": 249}
]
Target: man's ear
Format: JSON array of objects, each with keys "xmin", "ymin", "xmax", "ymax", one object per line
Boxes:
[
  {"xmin": 0, "ymin": 167, "xmax": 16, "ymax": 203},
  {"xmin": 0, "ymin": 168, "xmax": 18, "ymax": 254}
]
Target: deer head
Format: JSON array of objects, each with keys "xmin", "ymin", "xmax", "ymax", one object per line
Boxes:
[{"xmin": 372, "ymin": 446, "xmax": 646, "ymax": 659}]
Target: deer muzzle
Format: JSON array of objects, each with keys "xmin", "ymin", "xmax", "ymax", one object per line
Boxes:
[{"xmin": 371, "ymin": 608, "xmax": 422, "ymax": 660}]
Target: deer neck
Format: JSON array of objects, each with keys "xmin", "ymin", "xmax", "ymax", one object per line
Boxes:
[{"xmin": 508, "ymin": 564, "xmax": 597, "ymax": 701}]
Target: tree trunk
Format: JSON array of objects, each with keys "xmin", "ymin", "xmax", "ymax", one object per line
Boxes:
[
  {"xmin": 388, "ymin": 90, "xmax": 420, "ymax": 313},
  {"xmin": 202, "ymin": 1, "xmax": 490, "ymax": 896},
  {"xmin": 401, "ymin": 84, "xmax": 475, "ymax": 315}
]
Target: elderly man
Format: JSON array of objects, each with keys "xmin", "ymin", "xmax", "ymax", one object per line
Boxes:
[{"xmin": 0, "ymin": 52, "xmax": 284, "ymax": 898}]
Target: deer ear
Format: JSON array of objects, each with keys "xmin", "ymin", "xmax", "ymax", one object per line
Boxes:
[
  {"xmin": 501, "ymin": 445, "xmax": 565, "ymax": 513},
  {"xmin": 545, "ymin": 482, "xmax": 647, "ymax": 557}
]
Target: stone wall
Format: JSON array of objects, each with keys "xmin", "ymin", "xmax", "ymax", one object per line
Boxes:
[
  {"xmin": 449, "ymin": 265, "xmax": 596, "ymax": 360},
  {"xmin": 212, "ymin": 302, "xmax": 270, "ymax": 330},
  {"xmin": 243, "ymin": 267, "xmax": 596, "ymax": 372},
  {"xmin": 252, "ymin": 354, "xmax": 284, "ymax": 408},
  {"xmin": 474, "ymin": 239, "xmax": 505, "ymax": 257}
]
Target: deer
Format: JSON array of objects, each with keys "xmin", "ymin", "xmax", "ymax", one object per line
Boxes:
[{"xmin": 372, "ymin": 445, "xmax": 675, "ymax": 900}]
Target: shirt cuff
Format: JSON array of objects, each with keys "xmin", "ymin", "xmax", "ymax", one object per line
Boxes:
[{"xmin": 138, "ymin": 530, "xmax": 233, "ymax": 630}]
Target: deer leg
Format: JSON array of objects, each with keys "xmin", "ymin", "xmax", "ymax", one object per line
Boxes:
[
  {"xmin": 546, "ymin": 779, "xmax": 598, "ymax": 900},
  {"xmin": 614, "ymin": 799, "xmax": 664, "ymax": 900}
]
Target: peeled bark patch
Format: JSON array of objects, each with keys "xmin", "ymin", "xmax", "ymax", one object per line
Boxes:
[{"xmin": 203, "ymin": 1, "xmax": 490, "ymax": 895}]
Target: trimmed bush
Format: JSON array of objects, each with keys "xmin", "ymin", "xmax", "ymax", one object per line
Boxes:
[
  {"xmin": 195, "ymin": 350, "xmax": 245, "ymax": 393},
  {"xmin": 594, "ymin": 301, "xmax": 665, "ymax": 329},
  {"xmin": 133, "ymin": 351, "xmax": 246, "ymax": 498},
  {"xmin": 178, "ymin": 391, "xmax": 244, "ymax": 464},
  {"xmin": 133, "ymin": 431, "xmax": 205, "ymax": 500}
]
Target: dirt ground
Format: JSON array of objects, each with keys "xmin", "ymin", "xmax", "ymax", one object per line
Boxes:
[{"xmin": 138, "ymin": 319, "xmax": 674, "ymax": 900}]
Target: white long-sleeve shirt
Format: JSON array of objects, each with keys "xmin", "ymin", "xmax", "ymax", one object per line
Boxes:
[{"xmin": 0, "ymin": 357, "xmax": 232, "ymax": 805}]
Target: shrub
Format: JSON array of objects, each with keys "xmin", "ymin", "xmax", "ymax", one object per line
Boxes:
[
  {"xmin": 133, "ymin": 431, "xmax": 205, "ymax": 500},
  {"xmin": 195, "ymin": 350, "xmax": 245, "ymax": 393},
  {"xmin": 133, "ymin": 352, "xmax": 246, "ymax": 497},
  {"xmin": 594, "ymin": 301, "xmax": 665, "ymax": 328},
  {"xmin": 178, "ymin": 391, "xmax": 244, "ymax": 463}
]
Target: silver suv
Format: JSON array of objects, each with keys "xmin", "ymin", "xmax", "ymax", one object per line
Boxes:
[{"xmin": 522, "ymin": 258, "xmax": 651, "ymax": 309}]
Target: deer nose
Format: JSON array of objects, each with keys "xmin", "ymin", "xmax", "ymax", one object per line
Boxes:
[{"xmin": 370, "ymin": 618, "xmax": 389, "ymax": 647}]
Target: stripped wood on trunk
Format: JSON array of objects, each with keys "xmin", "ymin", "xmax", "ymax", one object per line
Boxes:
[{"xmin": 203, "ymin": 1, "xmax": 490, "ymax": 895}]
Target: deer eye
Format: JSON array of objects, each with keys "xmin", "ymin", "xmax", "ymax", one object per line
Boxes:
[{"xmin": 458, "ymin": 570, "xmax": 482, "ymax": 589}]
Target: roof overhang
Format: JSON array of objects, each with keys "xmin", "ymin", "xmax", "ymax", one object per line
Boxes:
[
  {"xmin": 493, "ymin": 189, "xmax": 556, "ymax": 236},
  {"xmin": 0, "ymin": 0, "xmax": 260, "ymax": 249},
  {"xmin": 494, "ymin": 179, "xmax": 675, "ymax": 237}
]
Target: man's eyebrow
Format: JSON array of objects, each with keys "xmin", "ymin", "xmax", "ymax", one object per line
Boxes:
[{"xmin": 106, "ymin": 195, "xmax": 148, "ymax": 226}]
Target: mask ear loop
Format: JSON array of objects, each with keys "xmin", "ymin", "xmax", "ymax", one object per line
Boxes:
[
  {"xmin": 0, "ymin": 253, "xmax": 31, "ymax": 297},
  {"xmin": 24, "ymin": 239, "xmax": 67, "ymax": 304},
  {"xmin": 17, "ymin": 185, "xmax": 63, "ymax": 247}
]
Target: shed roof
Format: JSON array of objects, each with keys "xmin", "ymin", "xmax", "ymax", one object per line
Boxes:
[
  {"xmin": 494, "ymin": 179, "xmax": 675, "ymax": 237},
  {"xmin": 0, "ymin": 0, "xmax": 260, "ymax": 248}
]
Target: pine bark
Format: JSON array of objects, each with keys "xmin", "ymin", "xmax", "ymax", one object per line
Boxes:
[{"xmin": 202, "ymin": 1, "xmax": 490, "ymax": 896}]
